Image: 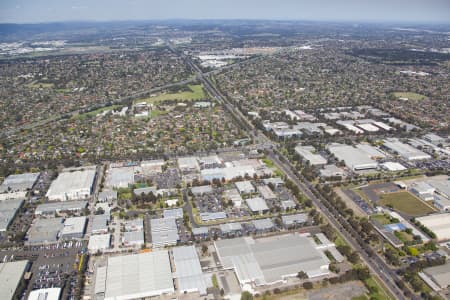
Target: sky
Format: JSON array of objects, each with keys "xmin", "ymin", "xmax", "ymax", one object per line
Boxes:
[{"xmin": 0, "ymin": 0, "xmax": 449, "ymax": 24}]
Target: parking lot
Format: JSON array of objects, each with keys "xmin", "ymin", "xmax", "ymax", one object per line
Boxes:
[{"xmin": 1, "ymin": 240, "xmax": 86, "ymax": 300}]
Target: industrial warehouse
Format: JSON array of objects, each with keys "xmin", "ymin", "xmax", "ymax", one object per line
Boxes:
[
  {"xmin": 46, "ymin": 167, "xmax": 97, "ymax": 201},
  {"xmin": 214, "ymin": 234, "xmax": 331, "ymax": 287}
]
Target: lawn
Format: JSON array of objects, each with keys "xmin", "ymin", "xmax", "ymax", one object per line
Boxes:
[
  {"xmin": 380, "ymin": 192, "xmax": 436, "ymax": 216},
  {"xmin": 73, "ymin": 105, "xmax": 123, "ymax": 120},
  {"xmin": 370, "ymin": 214, "xmax": 392, "ymax": 225},
  {"xmin": 393, "ymin": 92, "xmax": 428, "ymax": 101},
  {"xmin": 135, "ymin": 84, "xmax": 207, "ymax": 104},
  {"xmin": 27, "ymin": 82, "xmax": 55, "ymax": 89},
  {"xmin": 365, "ymin": 276, "xmax": 395, "ymax": 300}
]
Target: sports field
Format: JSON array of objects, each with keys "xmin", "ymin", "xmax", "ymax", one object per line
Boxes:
[
  {"xmin": 135, "ymin": 84, "xmax": 207, "ymax": 104},
  {"xmin": 393, "ymin": 92, "xmax": 428, "ymax": 101},
  {"xmin": 380, "ymin": 191, "xmax": 436, "ymax": 216}
]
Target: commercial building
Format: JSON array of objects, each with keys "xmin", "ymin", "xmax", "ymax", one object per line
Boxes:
[
  {"xmin": 423, "ymin": 133, "xmax": 445, "ymax": 146},
  {"xmin": 235, "ymin": 181, "xmax": 255, "ymax": 194},
  {"xmin": 281, "ymin": 200, "xmax": 296, "ymax": 210},
  {"xmin": 416, "ymin": 213, "xmax": 450, "ymax": 241},
  {"xmin": 383, "ymin": 138, "xmax": 431, "ymax": 161},
  {"xmin": 34, "ymin": 200, "xmax": 87, "ymax": 216},
  {"xmin": 105, "ymin": 166, "xmax": 135, "ymax": 189},
  {"xmin": 0, "ymin": 198, "xmax": 23, "ymax": 232},
  {"xmin": 246, "ymin": 197, "xmax": 269, "ymax": 214},
  {"xmin": 150, "ymin": 218, "xmax": 179, "ymax": 247},
  {"xmin": 223, "ymin": 188, "xmax": 243, "ymax": 208},
  {"xmin": 124, "ymin": 219, "xmax": 144, "ymax": 232},
  {"xmin": 355, "ymin": 144, "xmax": 386, "ymax": 159},
  {"xmin": 294, "ymin": 145, "xmax": 327, "ymax": 166},
  {"xmin": 198, "ymin": 155, "xmax": 223, "ymax": 169},
  {"xmin": 327, "ymin": 143, "xmax": 378, "ymax": 171},
  {"xmin": 263, "ymin": 177, "xmax": 284, "ymax": 187},
  {"xmin": 0, "ymin": 172, "xmax": 40, "ymax": 193},
  {"xmin": 28, "ymin": 288, "xmax": 62, "ymax": 300},
  {"xmin": 172, "ymin": 246, "xmax": 211, "ymax": 295},
  {"xmin": 214, "ymin": 234, "xmax": 330, "ymax": 287},
  {"xmin": 60, "ymin": 216, "xmax": 87, "ymax": 239},
  {"xmin": 98, "ymin": 190, "xmax": 117, "ymax": 203},
  {"xmin": 427, "ymin": 180, "xmax": 450, "ymax": 200},
  {"xmin": 178, "ymin": 157, "xmax": 200, "ymax": 173},
  {"xmin": 201, "ymin": 166, "xmax": 256, "ymax": 182},
  {"xmin": 282, "ymin": 213, "xmax": 308, "ymax": 227},
  {"xmin": 163, "ymin": 208, "xmax": 183, "ymax": 219},
  {"xmin": 88, "ymin": 234, "xmax": 111, "ymax": 253},
  {"xmin": 101, "ymin": 251, "xmax": 175, "ymax": 300},
  {"xmin": 200, "ymin": 212, "xmax": 227, "ymax": 222},
  {"xmin": 91, "ymin": 215, "xmax": 109, "ymax": 235},
  {"xmin": 381, "ymin": 162, "xmax": 407, "ymax": 172},
  {"xmin": 220, "ymin": 222, "xmax": 242, "ymax": 234},
  {"xmin": 123, "ymin": 231, "xmax": 145, "ymax": 247},
  {"xmin": 257, "ymin": 185, "xmax": 277, "ymax": 200},
  {"xmin": 0, "ymin": 260, "xmax": 29, "ymax": 300},
  {"xmin": 46, "ymin": 168, "xmax": 96, "ymax": 201},
  {"xmin": 27, "ymin": 218, "xmax": 64, "ymax": 245},
  {"xmin": 410, "ymin": 182, "xmax": 435, "ymax": 201},
  {"xmin": 320, "ymin": 165, "xmax": 346, "ymax": 178},
  {"xmin": 419, "ymin": 263, "xmax": 450, "ymax": 291},
  {"xmin": 191, "ymin": 185, "xmax": 213, "ymax": 196},
  {"xmin": 252, "ymin": 218, "xmax": 274, "ymax": 231}
]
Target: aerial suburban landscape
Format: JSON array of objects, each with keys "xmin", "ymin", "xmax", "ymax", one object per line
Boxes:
[{"xmin": 0, "ymin": 1, "xmax": 449, "ymax": 300}]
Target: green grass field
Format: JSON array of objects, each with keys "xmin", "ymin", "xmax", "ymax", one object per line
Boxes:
[
  {"xmin": 135, "ymin": 84, "xmax": 207, "ymax": 104},
  {"xmin": 370, "ymin": 214, "xmax": 393, "ymax": 225},
  {"xmin": 27, "ymin": 82, "xmax": 55, "ymax": 89},
  {"xmin": 73, "ymin": 105, "xmax": 123, "ymax": 120},
  {"xmin": 380, "ymin": 192, "xmax": 436, "ymax": 216},
  {"xmin": 393, "ymin": 92, "xmax": 428, "ymax": 101}
]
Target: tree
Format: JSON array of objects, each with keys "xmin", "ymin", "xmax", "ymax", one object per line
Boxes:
[
  {"xmin": 297, "ymin": 271, "xmax": 308, "ymax": 279},
  {"xmin": 201, "ymin": 244, "xmax": 208, "ymax": 255},
  {"xmin": 303, "ymin": 282, "xmax": 314, "ymax": 290},
  {"xmin": 241, "ymin": 291, "xmax": 253, "ymax": 300}
]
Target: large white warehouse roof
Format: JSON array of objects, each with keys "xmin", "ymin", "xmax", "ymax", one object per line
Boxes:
[{"xmin": 104, "ymin": 251, "xmax": 174, "ymax": 300}]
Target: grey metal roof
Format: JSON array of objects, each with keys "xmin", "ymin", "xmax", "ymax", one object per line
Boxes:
[
  {"xmin": 282, "ymin": 213, "xmax": 308, "ymax": 225},
  {"xmin": 423, "ymin": 263, "xmax": 450, "ymax": 289},
  {"xmin": 60, "ymin": 216, "xmax": 87, "ymax": 237},
  {"xmin": 35, "ymin": 200, "xmax": 87, "ymax": 215},
  {"xmin": 215, "ymin": 234, "xmax": 330, "ymax": 286},
  {"xmin": 246, "ymin": 197, "xmax": 269, "ymax": 212},
  {"xmin": 192, "ymin": 227, "xmax": 209, "ymax": 235},
  {"xmin": 172, "ymin": 245, "xmax": 209, "ymax": 295},
  {"xmin": 98, "ymin": 190, "xmax": 117, "ymax": 202},
  {"xmin": 104, "ymin": 251, "xmax": 174, "ymax": 300},
  {"xmin": 88, "ymin": 234, "xmax": 111, "ymax": 252},
  {"xmin": 220, "ymin": 222, "xmax": 242, "ymax": 233},
  {"xmin": 252, "ymin": 218, "xmax": 274, "ymax": 230},
  {"xmin": 0, "ymin": 198, "xmax": 23, "ymax": 232},
  {"xmin": 150, "ymin": 218, "xmax": 179, "ymax": 247},
  {"xmin": 163, "ymin": 208, "xmax": 183, "ymax": 219},
  {"xmin": 27, "ymin": 218, "xmax": 64, "ymax": 244},
  {"xmin": 0, "ymin": 260, "xmax": 29, "ymax": 300},
  {"xmin": 0, "ymin": 172, "xmax": 39, "ymax": 193},
  {"xmin": 123, "ymin": 231, "xmax": 144, "ymax": 245},
  {"xmin": 281, "ymin": 200, "xmax": 296, "ymax": 210},
  {"xmin": 191, "ymin": 185, "xmax": 213, "ymax": 195},
  {"xmin": 328, "ymin": 143, "xmax": 378, "ymax": 170},
  {"xmin": 200, "ymin": 212, "xmax": 227, "ymax": 221},
  {"xmin": 91, "ymin": 215, "xmax": 109, "ymax": 234},
  {"xmin": 46, "ymin": 169, "xmax": 96, "ymax": 200},
  {"xmin": 383, "ymin": 138, "xmax": 431, "ymax": 160}
]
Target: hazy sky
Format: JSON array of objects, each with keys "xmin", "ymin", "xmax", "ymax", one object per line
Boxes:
[{"xmin": 1, "ymin": 0, "xmax": 449, "ymax": 24}]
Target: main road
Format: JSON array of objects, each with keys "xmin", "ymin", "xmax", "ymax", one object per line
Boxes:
[{"xmin": 167, "ymin": 42, "xmax": 408, "ymax": 300}]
